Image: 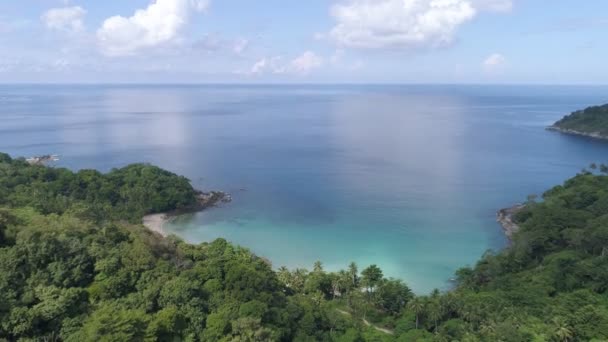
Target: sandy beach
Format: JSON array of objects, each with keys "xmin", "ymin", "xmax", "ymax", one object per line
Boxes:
[
  {"xmin": 143, "ymin": 213, "xmax": 170, "ymax": 237},
  {"xmin": 142, "ymin": 190, "xmax": 231, "ymax": 237}
]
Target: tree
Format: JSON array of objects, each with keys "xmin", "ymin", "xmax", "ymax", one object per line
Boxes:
[
  {"xmin": 407, "ymin": 297, "xmax": 426, "ymax": 330},
  {"xmin": 427, "ymin": 300, "xmax": 443, "ymax": 333},
  {"xmin": 231, "ymin": 317, "xmax": 274, "ymax": 342},
  {"xmin": 361, "ymin": 265, "xmax": 383, "ymax": 294},
  {"xmin": 376, "ymin": 279, "xmax": 413, "ymax": 315},
  {"xmin": 76, "ymin": 304, "xmax": 148, "ymax": 342},
  {"xmin": 277, "ymin": 266, "xmax": 292, "ymax": 288},
  {"xmin": 348, "ymin": 262, "xmax": 359, "ymax": 288}
]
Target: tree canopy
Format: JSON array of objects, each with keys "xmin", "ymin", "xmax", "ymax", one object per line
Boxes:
[{"xmin": 0, "ymin": 153, "xmax": 607, "ymax": 341}]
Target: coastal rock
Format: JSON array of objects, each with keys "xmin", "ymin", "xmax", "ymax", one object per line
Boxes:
[
  {"xmin": 497, "ymin": 204, "xmax": 525, "ymax": 240},
  {"xmin": 546, "ymin": 126, "xmax": 608, "ymax": 140},
  {"xmin": 25, "ymin": 154, "xmax": 59, "ymax": 165},
  {"xmin": 196, "ymin": 190, "xmax": 231, "ymax": 208}
]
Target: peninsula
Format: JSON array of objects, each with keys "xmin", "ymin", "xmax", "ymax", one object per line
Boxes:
[{"xmin": 548, "ymin": 103, "xmax": 608, "ymax": 139}]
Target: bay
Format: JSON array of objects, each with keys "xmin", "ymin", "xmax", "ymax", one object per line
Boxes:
[{"xmin": 1, "ymin": 84, "xmax": 607, "ymax": 292}]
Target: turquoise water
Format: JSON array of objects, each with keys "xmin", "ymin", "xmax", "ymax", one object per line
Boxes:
[{"xmin": 2, "ymin": 84, "xmax": 608, "ymax": 292}]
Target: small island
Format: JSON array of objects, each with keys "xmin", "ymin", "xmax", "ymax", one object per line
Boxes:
[{"xmin": 548, "ymin": 103, "xmax": 608, "ymax": 139}]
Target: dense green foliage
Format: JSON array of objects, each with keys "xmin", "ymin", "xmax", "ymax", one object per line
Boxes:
[
  {"xmin": 0, "ymin": 153, "xmax": 197, "ymax": 223},
  {"xmin": 553, "ymin": 104, "xmax": 608, "ymax": 136},
  {"xmin": 1, "ymin": 152, "xmax": 607, "ymax": 341}
]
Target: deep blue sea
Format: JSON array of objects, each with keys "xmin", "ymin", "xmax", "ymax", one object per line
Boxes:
[{"xmin": 1, "ymin": 84, "xmax": 607, "ymax": 293}]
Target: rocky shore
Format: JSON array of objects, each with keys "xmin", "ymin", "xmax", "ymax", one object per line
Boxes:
[
  {"xmin": 26, "ymin": 154, "xmax": 59, "ymax": 165},
  {"xmin": 143, "ymin": 190, "xmax": 231, "ymax": 237},
  {"xmin": 546, "ymin": 126, "xmax": 608, "ymax": 140},
  {"xmin": 497, "ymin": 204, "xmax": 525, "ymax": 240}
]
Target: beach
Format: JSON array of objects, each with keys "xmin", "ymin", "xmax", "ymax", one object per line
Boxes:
[
  {"xmin": 143, "ymin": 190, "xmax": 231, "ymax": 237},
  {"xmin": 143, "ymin": 213, "xmax": 170, "ymax": 237}
]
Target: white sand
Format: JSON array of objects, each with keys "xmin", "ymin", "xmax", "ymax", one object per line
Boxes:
[{"xmin": 142, "ymin": 213, "xmax": 169, "ymax": 237}]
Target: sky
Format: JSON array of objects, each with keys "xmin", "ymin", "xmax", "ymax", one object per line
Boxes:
[{"xmin": 0, "ymin": 0, "xmax": 607, "ymax": 84}]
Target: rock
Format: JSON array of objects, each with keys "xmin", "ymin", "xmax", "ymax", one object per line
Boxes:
[
  {"xmin": 546, "ymin": 126, "xmax": 608, "ymax": 140},
  {"xmin": 196, "ymin": 190, "xmax": 232, "ymax": 208},
  {"xmin": 497, "ymin": 204, "xmax": 525, "ymax": 240},
  {"xmin": 26, "ymin": 154, "xmax": 59, "ymax": 165}
]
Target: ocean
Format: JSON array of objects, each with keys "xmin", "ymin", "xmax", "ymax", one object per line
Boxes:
[{"xmin": 2, "ymin": 84, "xmax": 607, "ymax": 293}]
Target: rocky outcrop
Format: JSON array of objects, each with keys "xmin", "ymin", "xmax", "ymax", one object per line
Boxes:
[
  {"xmin": 26, "ymin": 154, "xmax": 59, "ymax": 165},
  {"xmin": 546, "ymin": 126, "xmax": 608, "ymax": 140},
  {"xmin": 497, "ymin": 204, "xmax": 525, "ymax": 240},
  {"xmin": 196, "ymin": 190, "xmax": 232, "ymax": 208}
]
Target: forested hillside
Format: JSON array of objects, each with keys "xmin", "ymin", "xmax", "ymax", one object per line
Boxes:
[
  {"xmin": 1, "ymin": 152, "xmax": 607, "ymax": 341},
  {"xmin": 551, "ymin": 104, "xmax": 608, "ymax": 138}
]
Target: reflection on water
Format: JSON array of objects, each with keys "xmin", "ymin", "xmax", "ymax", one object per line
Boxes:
[{"xmin": 2, "ymin": 84, "xmax": 608, "ymax": 292}]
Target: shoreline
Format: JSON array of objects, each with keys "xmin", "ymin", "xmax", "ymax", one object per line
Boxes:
[
  {"xmin": 497, "ymin": 204, "xmax": 525, "ymax": 240},
  {"xmin": 142, "ymin": 190, "xmax": 231, "ymax": 237},
  {"xmin": 546, "ymin": 126, "xmax": 608, "ymax": 140},
  {"xmin": 143, "ymin": 213, "xmax": 171, "ymax": 237}
]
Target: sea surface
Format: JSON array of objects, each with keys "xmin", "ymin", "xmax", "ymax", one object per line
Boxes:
[{"xmin": 2, "ymin": 84, "xmax": 608, "ymax": 293}]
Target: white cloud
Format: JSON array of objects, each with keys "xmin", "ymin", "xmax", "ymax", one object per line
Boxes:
[
  {"xmin": 245, "ymin": 51, "xmax": 324, "ymax": 76},
  {"xmin": 328, "ymin": 0, "xmax": 476, "ymax": 49},
  {"xmin": 290, "ymin": 51, "xmax": 324, "ymax": 75},
  {"xmin": 41, "ymin": 6, "xmax": 86, "ymax": 32},
  {"xmin": 327, "ymin": 0, "xmax": 513, "ymax": 50},
  {"xmin": 482, "ymin": 52, "xmax": 506, "ymax": 72},
  {"xmin": 248, "ymin": 56, "xmax": 285, "ymax": 75},
  {"xmin": 232, "ymin": 38, "xmax": 249, "ymax": 55},
  {"xmin": 97, "ymin": 0, "xmax": 210, "ymax": 56}
]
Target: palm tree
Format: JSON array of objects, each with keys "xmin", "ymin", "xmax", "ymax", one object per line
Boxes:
[
  {"xmin": 313, "ymin": 261, "xmax": 323, "ymax": 273},
  {"xmin": 553, "ymin": 317, "xmax": 574, "ymax": 342},
  {"xmin": 407, "ymin": 297, "xmax": 426, "ymax": 329},
  {"xmin": 291, "ymin": 268, "xmax": 308, "ymax": 293},
  {"xmin": 361, "ymin": 265, "xmax": 383, "ymax": 296},
  {"xmin": 479, "ymin": 319, "xmax": 496, "ymax": 337},
  {"xmin": 427, "ymin": 300, "xmax": 443, "ymax": 333},
  {"xmin": 330, "ymin": 272, "xmax": 344, "ymax": 299},
  {"xmin": 348, "ymin": 262, "xmax": 359, "ymax": 288},
  {"xmin": 277, "ymin": 266, "xmax": 291, "ymax": 287},
  {"xmin": 430, "ymin": 288, "xmax": 441, "ymax": 299},
  {"xmin": 440, "ymin": 292, "xmax": 457, "ymax": 317}
]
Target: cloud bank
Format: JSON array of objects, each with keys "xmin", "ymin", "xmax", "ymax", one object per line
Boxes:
[
  {"xmin": 328, "ymin": 0, "xmax": 512, "ymax": 50},
  {"xmin": 41, "ymin": 6, "xmax": 86, "ymax": 32},
  {"xmin": 247, "ymin": 51, "xmax": 324, "ymax": 76},
  {"xmin": 97, "ymin": 0, "xmax": 209, "ymax": 56}
]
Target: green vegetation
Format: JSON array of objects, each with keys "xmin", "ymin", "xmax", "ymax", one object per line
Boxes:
[
  {"xmin": 1, "ymin": 152, "xmax": 608, "ymax": 341},
  {"xmin": 0, "ymin": 153, "xmax": 198, "ymax": 223},
  {"xmin": 552, "ymin": 104, "xmax": 608, "ymax": 137}
]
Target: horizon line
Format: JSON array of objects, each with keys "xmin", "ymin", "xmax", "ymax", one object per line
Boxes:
[{"xmin": 1, "ymin": 82, "xmax": 608, "ymax": 87}]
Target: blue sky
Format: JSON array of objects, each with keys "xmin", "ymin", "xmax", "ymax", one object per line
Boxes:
[{"xmin": 0, "ymin": 0, "xmax": 607, "ymax": 83}]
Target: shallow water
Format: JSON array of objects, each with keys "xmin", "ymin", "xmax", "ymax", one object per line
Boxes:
[{"xmin": 2, "ymin": 84, "xmax": 608, "ymax": 293}]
